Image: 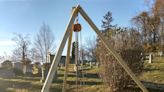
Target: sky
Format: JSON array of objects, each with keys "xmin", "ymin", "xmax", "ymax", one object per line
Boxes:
[{"xmin": 0, "ymin": 0, "xmax": 148, "ymax": 57}]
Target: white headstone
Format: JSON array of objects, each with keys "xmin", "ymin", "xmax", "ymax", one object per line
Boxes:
[{"xmin": 148, "ymin": 53, "xmax": 152, "ymax": 63}]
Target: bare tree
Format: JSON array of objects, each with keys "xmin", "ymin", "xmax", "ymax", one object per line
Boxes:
[
  {"xmin": 29, "ymin": 48, "xmax": 41, "ymax": 63},
  {"xmin": 12, "ymin": 33, "xmax": 31, "ymax": 74},
  {"xmin": 132, "ymin": 11, "xmax": 160, "ymax": 52},
  {"xmin": 153, "ymin": 0, "xmax": 164, "ymax": 16},
  {"xmin": 84, "ymin": 37, "xmax": 97, "ymax": 62},
  {"xmin": 132, "ymin": 12, "xmax": 150, "ymax": 43},
  {"xmin": 11, "ymin": 48, "xmax": 21, "ymax": 62},
  {"xmin": 153, "ymin": 0, "xmax": 164, "ymax": 53},
  {"xmin": 34, "ymin": 23, "xmax": 55, "ymax": 82}
]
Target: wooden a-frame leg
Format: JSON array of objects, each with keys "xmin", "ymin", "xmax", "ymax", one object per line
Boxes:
[
  {"xmin": 78, "ymin": 7, "xmax": 148, "ymax": 92},
  {"xmin": 41, "ymin": 6, "xmax": 79, "ymax": 92},
  {"xmin": 62, "ymin": 30, "xmax": 73, "ymax": 92}
]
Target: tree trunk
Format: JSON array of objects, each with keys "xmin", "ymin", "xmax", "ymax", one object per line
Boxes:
[{"xmin": 153, "ymin": 32, "xmax": 156, "ymax": 44}]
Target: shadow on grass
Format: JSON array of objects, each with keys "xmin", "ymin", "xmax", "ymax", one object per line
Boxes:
[
  {"xmin": 7, "ymin": 76, "xmax": 41, "ymax": 81},
  {"xmin": 0, "ymin": 76, "xmax": 43, "ymax": 92},
  {"xmin": 142, "ymin": 81, "xmax": 164, "ymax": 92},
  {"xmin": 59, "ymin": 71, "xmax": 100, "ymax": 79},
  {"xmin": 49, "ymin": 87, "xmax": 62, "ymax": 92},
  {"xmin": 0, "ymin": 78, "xmax": 31, "ymax": 92},
  {"xmin": 143, "ymin": 68, "xmax": 161, "ymax": 72},
  {"xmin": 65, "ymin": 80, "xmax": 102, "ymax": 85},
  {"xmin": 83, "ymin": 73, "xmax": 99, "ymax": 78}
]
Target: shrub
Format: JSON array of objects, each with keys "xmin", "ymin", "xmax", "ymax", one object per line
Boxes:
[{"xmin": 96, "ymin": 29, "xmax": 144, "ymax": 92}]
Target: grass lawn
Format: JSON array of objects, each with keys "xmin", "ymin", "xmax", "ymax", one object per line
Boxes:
[
  {"xmin": 0, "ymin": 57, "xmax": 163, "ymax": 92},
  {"xmin": 139, "ymin": 57, "xmax": 164, "ymax": 92},
  {"xmin": 140, "ymin": 57, "xmax": 164, "ymax": 84},
  {"xmin": 0, "ymin": 65, "xmax": 103, "ymax": 92}
]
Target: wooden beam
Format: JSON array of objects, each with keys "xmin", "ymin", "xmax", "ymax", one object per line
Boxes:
[
  {"xmin": 41, "ymin": 5, "xmax": 80, "ymax": 92},
  {"xmin": 78, "ymin": 6, "xmax": 149, "ymax": 92},
  {"xmin": 62, "ymin": 30, "xmax": 73, "ymax": 92}
]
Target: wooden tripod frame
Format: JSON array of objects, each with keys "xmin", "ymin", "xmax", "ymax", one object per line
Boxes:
[{"xmin": 41, "ymin": 5, "xmax": 148, "ymax": 92}]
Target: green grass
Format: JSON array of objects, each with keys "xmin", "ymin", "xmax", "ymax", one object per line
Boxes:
[
  {"xmin": 56, "ymin": 65, "xmax": 103, "ymax": 92},
  {"xmin": 140, "ymin": 57, "xmax": 164, "ymax": 84},
  {"xmin": 0, "ymin": 76, "xmax": 42, "ymax": 92},
  {"xmin": 0, "ymin": 57, "xmax": 163, "ymax": 92},
  {"xmin": 0, "ymin": 64, "xmax": 102, "ymax": 92}
]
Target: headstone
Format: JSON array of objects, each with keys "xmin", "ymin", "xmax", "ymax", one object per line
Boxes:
[
  {"xmin": 90, "ymin": 62, "xmax": 93, "ymax": 69},
  {"xmin": 74, "ymin": 65, "xmax": 77, "ymax": 71},
  {"xmin": 23, "ymin": 65, "xmax": 27, "ymax": 75},
  {"xmin": 148, "ymin": 53, "xmax": 152, "ymax": 63},
  {"xmin": 96, "ymin": 62, "xmax": 99, "ymax": 68},
  {"xmin": 13, "ymin": 62, "xmax": 23, "ymax": 70},
  {"xmin": 159, "ymin": 51, "xmax": 163, "ymax": 57}
]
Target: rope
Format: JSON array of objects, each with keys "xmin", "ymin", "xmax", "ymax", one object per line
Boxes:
[
  {"xmin": 74, "ymin": 14, "xmax": 85, "ymax": 92},
  {"xmin": 80, "ymin": 30, "xmax": 85, "ymax": 86},
  {"xmin": 75, "ymin": 37, "xmax": 79, "ymax": 92},
  {"xmin": 75, "ymin": 15, "xmax": 79, "ymax": 92}
]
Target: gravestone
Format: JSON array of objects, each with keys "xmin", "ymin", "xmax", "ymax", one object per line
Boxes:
[{"xmin": 148, "ymin": 53, "xmax": 152, "ymax": 63}]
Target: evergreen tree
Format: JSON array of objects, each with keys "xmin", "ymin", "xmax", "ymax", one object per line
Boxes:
[{"xmin": 101, "ymin": 11, "xmax": 113, "ymax": 31}]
